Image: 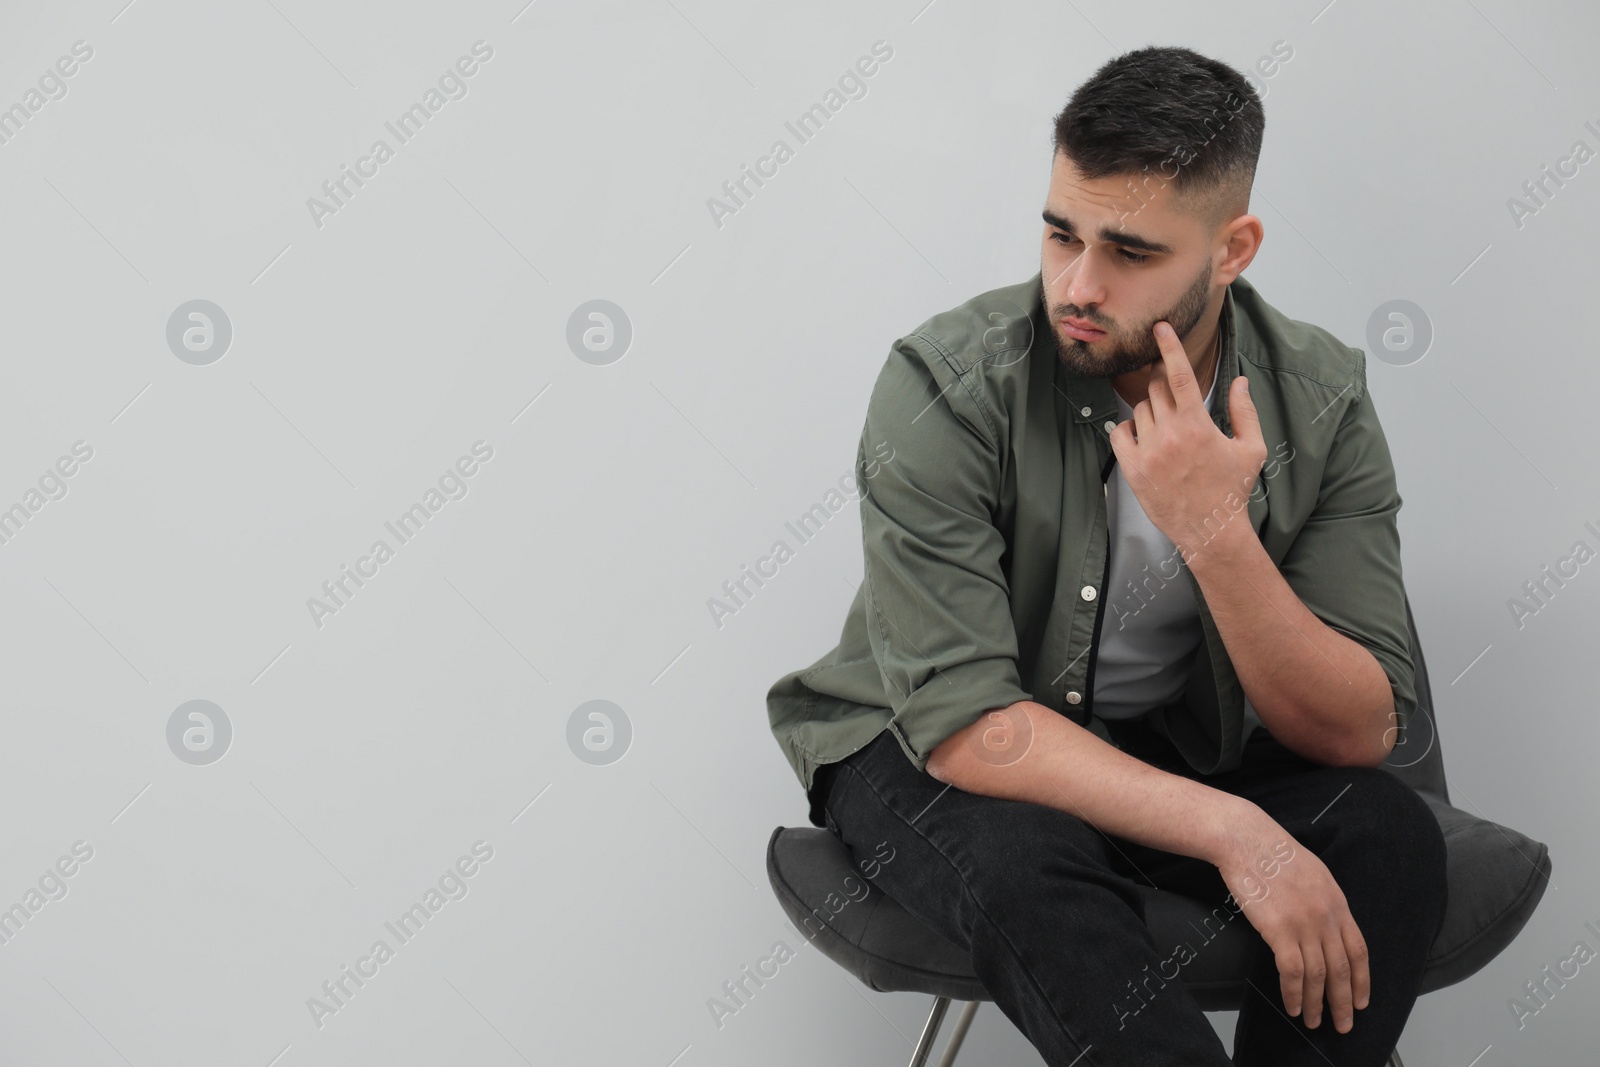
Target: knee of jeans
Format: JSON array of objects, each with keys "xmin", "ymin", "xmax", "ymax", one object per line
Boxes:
[{"xmin": 1332, "ymin": 768, "xmax": 1448, "ymax": 873}]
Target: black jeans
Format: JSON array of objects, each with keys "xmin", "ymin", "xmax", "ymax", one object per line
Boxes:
[{"xmin": 813, "ymin": 716, "xmax": 1449, "ymax": 1066}]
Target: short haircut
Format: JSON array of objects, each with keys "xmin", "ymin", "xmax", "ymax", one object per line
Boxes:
[{"xmin": 1051, "ymin": 46, "xmax": 1265, "ymax": 231}]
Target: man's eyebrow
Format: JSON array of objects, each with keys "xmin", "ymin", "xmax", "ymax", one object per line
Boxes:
[{"xmin": 1041, "ymin": 209, "xmax": 1174, "ymax": 256}]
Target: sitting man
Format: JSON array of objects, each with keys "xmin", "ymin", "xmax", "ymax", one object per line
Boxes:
[{"xmin": 766, "ymin": 44, "xmax": 1447, "ymax": 1067}]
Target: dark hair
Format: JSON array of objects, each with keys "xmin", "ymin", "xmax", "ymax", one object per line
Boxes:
[{"xmin": 1051, "ymin": 46, "xmax": 1264, "ymax": 229}]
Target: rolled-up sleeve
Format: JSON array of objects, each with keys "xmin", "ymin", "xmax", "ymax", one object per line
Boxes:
[
  {"xmin": 1276, "ymin": 352, "xmax": 1417, "ymax": 744},
  {"xmin": 858, "ymin": 338, "xmax": 1033, "ymax": 774}
]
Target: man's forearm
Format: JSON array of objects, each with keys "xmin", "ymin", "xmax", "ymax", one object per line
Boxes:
[
  {"xmin": 1182, "ymin": 519, "xmax": 1394, "ymax": 767},
  {"xmin": 926, "ymin": 700, "xmax": 1258, "ymax": 866}
]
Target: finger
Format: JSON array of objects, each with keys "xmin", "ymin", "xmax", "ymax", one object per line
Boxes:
[
  {"xmin": 1145, "ymin": 375, "xmax": 1167, "ymax": 423},
  {"xmin": 1322, "ymin": 930, "xmax": 1356, "ymax": 1034},
  {"xmin": 1153, "ymin": 321, "xmax": 1202, "ymax": 408},
  {"xmin": 1344, "ymin": 916, "xmax": 1371, "ymax": 1013},
  {"xmin": 1227, "ymin": 374, "xmax": 1264, "ymax": 444},
  {"xmin": 1109, "ymin": 424, "xmax": 1162, "ymax": 494},
  {"xmin": 1300, "ymin": 938, "xmax": 1328, "ymax": 1029},
  {"xmin": 1278, "ymin": 945, "xmax": 1304, "ymax": 1019},
  {"xmin": 1132, "ymin": 398, "xmax": 1154, "ymax": 442},
  {"xmin": 1108, "ymin": 418, "xmax": 1135, "ymax": 463}
]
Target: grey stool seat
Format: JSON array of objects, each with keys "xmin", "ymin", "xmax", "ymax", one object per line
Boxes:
[{"xmin": 766, "ymin": 595, "xmax": 1553, "ymax": 1065}]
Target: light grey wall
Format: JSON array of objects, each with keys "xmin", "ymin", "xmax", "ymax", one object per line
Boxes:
[{"xmin": 0, "ymin": 0, "xmax": 1591, "ymax": 1063}]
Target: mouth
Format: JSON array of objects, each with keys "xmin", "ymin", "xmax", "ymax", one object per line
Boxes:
[{"xmin": 1061, "ymin": 317, "xmax": 1107, "ymax": 342}]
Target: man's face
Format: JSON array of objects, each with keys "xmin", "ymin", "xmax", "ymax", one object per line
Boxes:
[{"xmin": 1040, "ymin": 151, "xmax": 1216, "ymax": 378}]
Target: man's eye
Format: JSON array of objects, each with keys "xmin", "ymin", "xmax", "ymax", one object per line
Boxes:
[{"xmin": 1049, "ymin": 232, "xmax": 1149, "ymax": 264}]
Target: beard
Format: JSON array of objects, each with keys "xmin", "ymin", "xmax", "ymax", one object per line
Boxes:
[{"xmin": 1041, "ymin": 257, "xmax": 1214, "ymax": 379}]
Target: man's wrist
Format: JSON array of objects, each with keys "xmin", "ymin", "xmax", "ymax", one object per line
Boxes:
[
  {"xmin": 1195, "ymin": 790, "xmax": 1268, "ymax": 868},
  {"xmin": 1178, "ymin": 512, "xmax": 1261, "ymax": 579}
]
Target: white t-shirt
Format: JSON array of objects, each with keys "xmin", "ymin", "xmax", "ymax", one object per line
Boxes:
[{"xmin": 1091, "ymin": 370, "xmax": 1264, "ymax": 747}]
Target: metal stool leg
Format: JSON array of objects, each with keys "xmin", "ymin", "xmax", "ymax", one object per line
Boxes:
[
  {"xmin": 905, "ymin": 997, "xmax": 950, "ymax": 1067},
  {"xmin": 933, "ymin": 1001, "xmax": 980, "ymax": 1067}
]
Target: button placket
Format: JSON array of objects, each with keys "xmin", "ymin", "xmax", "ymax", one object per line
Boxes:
[{"xmin": 1053, "ymin": 404, "xmax": 1114, "ymax": 720}]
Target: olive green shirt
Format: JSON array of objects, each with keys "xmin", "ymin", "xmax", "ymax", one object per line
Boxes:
[{"xmin": 767, "ymin": 271, "xmax": 1415, "ymax": 828}]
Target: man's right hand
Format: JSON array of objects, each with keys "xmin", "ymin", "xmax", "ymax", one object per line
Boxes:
[
  {"xmin": 925, "ymin": 705, "xmax": 1373, "ymax": 1035},
  {"xmin": 1214, "ymin": 806, "xmax": 1370, "ymax": 1035}
]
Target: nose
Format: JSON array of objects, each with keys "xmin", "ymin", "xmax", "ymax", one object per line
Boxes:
[{"xmin": 1062, "ymin": 248, "xmax": 1107, "ymax": 312}]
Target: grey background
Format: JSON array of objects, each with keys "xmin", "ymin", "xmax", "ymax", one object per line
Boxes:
[{"xmin": 0, "ymin": 0, "xmax": 1592, "ymax": 1063}]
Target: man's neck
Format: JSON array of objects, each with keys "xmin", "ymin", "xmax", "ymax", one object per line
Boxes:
[{"xmin": 1195, "ymin": 328, "xmax": 1221, "ymax": 400}]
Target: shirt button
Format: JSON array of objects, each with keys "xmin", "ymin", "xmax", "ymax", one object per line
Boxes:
[
  {"xmin": 1079, "ymin": 405, "xmax": 1091, "ymax": 417},
  {"xmin": 1103, "ymin": 420, "xmax": 1117, "ymax": 434},
  {"xmin": 1080, "ymin": 585, "xmax": 1097, "ymax": 601},
  {"xmin": 1065, "ymin": 691, "xmax": 1082, "ymax": 704}
]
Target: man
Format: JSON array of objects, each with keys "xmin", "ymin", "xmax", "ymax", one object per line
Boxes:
[{"xmin": 766, "ymin": 45, "xmax": 1448, "ymax": 1066}]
